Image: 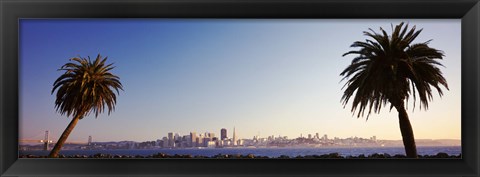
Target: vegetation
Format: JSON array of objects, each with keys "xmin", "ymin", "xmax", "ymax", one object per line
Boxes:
[
  {"xmin": 49, "ymin": 54, "xmax": 123, "ymax": 157},
  {"xmin": 340, "ymin": 22, "xmax": 449, "ymax": 158}
]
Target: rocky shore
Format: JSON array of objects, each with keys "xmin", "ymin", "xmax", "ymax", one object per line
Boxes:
[{"xmin": 20, "ymin": 152, "xmax": 461, "ymax": 159}]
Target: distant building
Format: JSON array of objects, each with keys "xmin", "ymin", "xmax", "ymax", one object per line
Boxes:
[
  {"xmin": 129, "ymin": 142, "xmax": 137, "ymax": 149},
  {"xmin": 206, "ymin": 141, "xmax": 216, "ymax": 148},
  {"xmin": 221, "ymin": 128, "xmax": 227, "ymax": 140},
  {"xmin": 222, "ymin": 139, "xmax": 231, "ymax": 146},
  {"xmin": 162, "ymin": 137, "xmax": 169, "ymax": 148},
  {"xmin": 203, "ymin": 137, "xmax": 211, "ymax": 147},
  {"xmin": 190, "ymin": 132, "xmax": 197, "ymax": 147},
  {"xmin": 174, "ymin": 133, "xmax": 181, "ymax": 141},
  {"xmin": 233, "ymin": 127, "xmax": 237, "ymax": 146},
  {"xmin": 237, "ymin": 139, "xmax": 243, "ymax": 146},
  {"xmin": 156, "ymin": 139, "xmax": 163, "ymax": 147},
  {"xmin": 88, "ymin": 136, "xmax": 92, "ymax": 146},
  {"xmin": 168, "ymin": 132, "xmax": 174, "ymax": 147},
  {"xmin": 196, "ymin": 136, "xmax": 203, "ymax": 147}
]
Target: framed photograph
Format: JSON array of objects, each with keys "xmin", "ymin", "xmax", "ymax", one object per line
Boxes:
[{"xmin": 1, "ymin": 0, "xmax": 479, "ymax": 176}]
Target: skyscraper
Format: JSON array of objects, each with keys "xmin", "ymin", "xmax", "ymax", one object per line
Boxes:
[
  {"xmin": 233, "ymin": 127, "xmax": 237, "ymax": 146},
  {"xmin": 168, "ymin": 132, "xmax": 174, "ymax": 147},
  {"xmin": 197, "ymin": 134, "xmax": 203, "ymax": 147},
  {"xmin": 221, "ymin": 128, "xmax": 227, "ymax": 140},
  {"xmin": 190, "ymin": 132, "xmax": 197, "ymax": 147}
]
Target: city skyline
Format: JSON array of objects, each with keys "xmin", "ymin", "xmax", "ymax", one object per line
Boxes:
[
  {"xmin": 19, "ymin": 19, "xmax": 461, "ymax": 142},
  {"xmin": 21, "ymin": 126, "xmax": 460, "ymax": 152}
]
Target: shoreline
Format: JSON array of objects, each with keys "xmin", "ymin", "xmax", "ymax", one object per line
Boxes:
[{"xmin": 19, "ymin": 152, "xmax": 462, "ymax": 159}]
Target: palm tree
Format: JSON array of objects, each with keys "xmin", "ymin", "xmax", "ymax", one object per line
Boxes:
[
  {"xmin": 340, "ymin": 22, "xmax": 448, "ymax": 158},
  {"xmin": 49, "ymin": 54, "xmax": 123, "ymax": 158}
]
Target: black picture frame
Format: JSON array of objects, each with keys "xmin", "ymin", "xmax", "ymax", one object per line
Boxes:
[{"xmin": 1, "ymin": 0, "xmax": 479, "ymax": 176}]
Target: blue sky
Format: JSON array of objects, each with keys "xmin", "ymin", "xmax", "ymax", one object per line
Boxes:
[{"xmin": 19, "ymin": 19, "xmax": 461, "ymax": 142}]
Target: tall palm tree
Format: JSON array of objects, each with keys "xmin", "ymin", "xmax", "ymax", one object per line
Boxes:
[
  {"xmin": 340, "ymin": 22, "xmax": 448, "ymax": 158},
  {"xmin": 49, "ymin": 54, "xmax": 123, "ymax": 158}
]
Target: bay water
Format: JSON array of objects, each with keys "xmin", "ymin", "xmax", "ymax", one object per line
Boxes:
[{"xmin": 20, "ymin": 146, "xmax": 461, "ymax": 158}]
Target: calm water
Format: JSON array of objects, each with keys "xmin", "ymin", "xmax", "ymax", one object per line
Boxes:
[{"xmin": 20, "ymin": 146, "xmax": 461, "ymax": 158}]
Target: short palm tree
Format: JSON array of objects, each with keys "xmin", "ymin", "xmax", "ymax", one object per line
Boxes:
[
  {"xmin": 340, "ymin": 22, "xmax": 448, "ymax": 158},
  {"xmin": 49, "ymin": 54, "xmax": 123, "ymax": 157}
]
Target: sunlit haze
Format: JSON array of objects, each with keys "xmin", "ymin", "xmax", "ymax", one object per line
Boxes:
[{"xmin": 19, "ymin": 19, "xmax": 461, "ymax": 143}]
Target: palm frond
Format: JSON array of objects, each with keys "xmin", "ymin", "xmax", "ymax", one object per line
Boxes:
[
  {"xmin": 340, "ymin": 22, "xmax": 448, "ymax": 118},
  {"xmin": 52, "ymin": 54, "xmax": 123, "ymax": 118}
]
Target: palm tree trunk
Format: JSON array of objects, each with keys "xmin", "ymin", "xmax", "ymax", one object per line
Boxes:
[
  {"xmin": 48, "ymin": 114, "xmax": 82, "ymax": 158},
  {"xmin": 396, "ymin": 105, "xmax": 418, "ymax": 158}
]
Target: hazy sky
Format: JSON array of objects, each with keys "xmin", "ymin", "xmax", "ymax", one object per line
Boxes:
[{"xmin": 19, "ymin": 19, "xmax": 461, "ymax": 143}]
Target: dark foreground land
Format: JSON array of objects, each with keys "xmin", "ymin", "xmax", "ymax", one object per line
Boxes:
[{"xmin": 20, "ymin": 152, "xmax": 461, "ymax": 159}]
